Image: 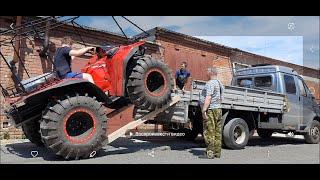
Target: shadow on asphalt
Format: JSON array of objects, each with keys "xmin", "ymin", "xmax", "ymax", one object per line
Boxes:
[
  {"xmin": 247, "ymin": 136, "xmax": 306, "ymax": 147},
  {"xmin": 4, "ymin": 142, "xmax": 65, "ymax": 161},
  {"xmin": 95, "ymin": 136, "xmax": 201, "ymax": 158},
  {"xmin": 3, "ymin": 135, "xmax": 307, "ymax": 161}
]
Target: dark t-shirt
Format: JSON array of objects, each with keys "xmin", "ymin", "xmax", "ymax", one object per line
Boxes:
[
  {"xmin": 54, "ymin": 46, "xmax": 72, "ymax": 77},
  {"xmin": 175, "ymin": 69, "xmax": 191, "ymax": 89}
]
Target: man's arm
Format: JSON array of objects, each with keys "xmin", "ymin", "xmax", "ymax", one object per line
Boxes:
[
  {"xmin": 69, "ymin": 47, "xmax": 95, "ymax": 57},
  {"xmin": 173, "ymin": 71, "xmax": 178, "ymax": 90},
  {"xmin": 202, "ymin": 95, "xmax": 212, "ymax": 113},
  {"xmin": 201, "ymin": 95, "xmax": 211, "ymax": 120}
]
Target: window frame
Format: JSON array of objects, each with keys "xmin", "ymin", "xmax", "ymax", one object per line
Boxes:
[
  {"xmin": 283, "ymin": 74, "xmax": 297, "ymax": 95},
  {"xmin": 254, "ymin": 75, "xmax": 273, "ymax": 88},
  {"xmin": 297, "ymin": 77, "xmax": 307, "ymax": 97}
]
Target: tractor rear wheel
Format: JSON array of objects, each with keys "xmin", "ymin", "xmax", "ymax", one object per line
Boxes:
[
  {"xmin": 22, "ymin": 120, "xmax": 44, "ymax": 146},
  {"xmin": 127, "ymin": 56, "xmax": 174, "ymax": 110},
  {"xmin": 40, "ymin": 93, "xmax": 108, "ymax": 160}
]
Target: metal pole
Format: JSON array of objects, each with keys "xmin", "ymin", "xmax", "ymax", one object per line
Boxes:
[
  {"xmin": 112, "ymin": 16, "xmax": 128, "ymax": 39},
  {"xmin": 12, "ymin": 16, "xmax": 22, "ymax": 64},
  {"xmin": 0, "ymin": 51, "xmax": 26, "ymax": 92},
  {"xmin": 71, "ymin": 21, "xmax": 87, "ymax": 47},
  {"xmin": 121, "ymin": 16, "xmax": 150, "ymax": 36},
  {"xmin": 10, "ymin": 41, "xmax": 30, "ymax": 78}
]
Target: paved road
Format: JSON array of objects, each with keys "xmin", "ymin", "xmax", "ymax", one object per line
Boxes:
[{"xmin": 1, "ymin": 133, "xmax": 319, "ymax": 164}]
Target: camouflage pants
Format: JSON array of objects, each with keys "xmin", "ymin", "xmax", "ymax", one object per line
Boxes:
[{"xmin": 203, "ymin": 108, "xmax": 222, "ymax": 158}]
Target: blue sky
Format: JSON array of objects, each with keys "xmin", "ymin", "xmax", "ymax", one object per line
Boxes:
[{"xmin": 75, "ymin": 16, "xmax": 319, "ymax": 69}]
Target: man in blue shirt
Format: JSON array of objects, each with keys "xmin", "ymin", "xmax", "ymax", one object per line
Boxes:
[
  {"xmin": 174, "ymin": 61, "xmax": 191, "ymax": 91},
  {"xmin": 54, "ymin": 36, "xmax": 95, "ymax": 83}
]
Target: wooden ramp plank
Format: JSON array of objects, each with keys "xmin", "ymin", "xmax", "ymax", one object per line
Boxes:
[{"xmin": 107, "ymin": 95, "xmax": 181, "ymax": 143}]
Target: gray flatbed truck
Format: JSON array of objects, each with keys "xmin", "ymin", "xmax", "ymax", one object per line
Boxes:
[{"xmin": 152, "ymin": 65, "xmax": 320, "ymax": 149}]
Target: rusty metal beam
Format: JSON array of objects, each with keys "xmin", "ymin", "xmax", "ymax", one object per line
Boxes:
[{"xmin": 12, "ymin": 16, "xmax": 22, "ymax": 64}]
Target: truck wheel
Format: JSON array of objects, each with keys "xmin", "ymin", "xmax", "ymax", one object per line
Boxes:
[
  {"xmin": 223, "ymin": 118, "xmax": 249, "ymax": 149},
  {"xmin": 40, "ymin": 94, "xmax": 108, "ymax": 160},
  {"xmin": 127, "ymin": 56, "xmax": 174, "ymax": 110},
  {"xmin": 22, "ymin": 120, "xmax": 44, "ymax": 147},
  {"xmin": 304, "ymin": 120, "xmax": 320, "ymax": 144},
  {"xmin": 257, "ymin": 129, "xmax": 273, "ymax": 139}
]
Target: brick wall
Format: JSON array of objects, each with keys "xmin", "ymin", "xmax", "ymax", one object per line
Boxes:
[{"xmin": 156, "ymin": 39, "xmax": 232, "ymax": 90}]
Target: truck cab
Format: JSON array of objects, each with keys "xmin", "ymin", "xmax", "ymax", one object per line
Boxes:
[{"xmin": 232, "ymin": 65, "xmax": 320, "ymax": 133}]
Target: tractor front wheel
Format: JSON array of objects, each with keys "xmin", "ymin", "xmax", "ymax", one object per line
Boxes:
[
  {"xmin": 40, "ymin": 94, "xmax": 108, "ymax": 160},
  {"xmin": 127, "ymin": 56, "xmax": 174, "ymax": 110}
]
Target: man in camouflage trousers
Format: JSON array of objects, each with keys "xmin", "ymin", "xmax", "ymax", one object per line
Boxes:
[{"xmin": 199, "ymin": 67, "xmax": 224, "ymax": 159}]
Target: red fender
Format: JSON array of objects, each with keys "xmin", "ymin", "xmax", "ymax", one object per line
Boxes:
[{"xmin": 82, "ymin": 41, "xmax": 145, "ymax": 96}]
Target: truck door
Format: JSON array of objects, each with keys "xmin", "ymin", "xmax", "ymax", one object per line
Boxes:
[
  {"xmin": 282, "ymin": 74, "xmax": 301, "ymax": 129},
  {"xmin": 297, "ymin": 78, "xmax": 316, "ymax": 128}
]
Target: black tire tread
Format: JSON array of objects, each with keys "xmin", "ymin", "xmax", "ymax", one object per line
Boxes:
[
  {"xmin": 40, "ymin": 94, "xmax": 107, "ymax": 160},
  {"xmin": 223, "ymin": 118, "xmax": 249, "ymax": 150},
  {"xmin": 22, "ymin": 120, "xmax": 44, "ymax": 147},
  {"xmin": 127, "ymin": 56, "xmax": 174, "ymax": 110}
]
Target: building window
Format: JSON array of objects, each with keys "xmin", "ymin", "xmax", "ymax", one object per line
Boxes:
[{"xmin": 2, "ymin": 122, "xmax": 9, "ymax": 129}]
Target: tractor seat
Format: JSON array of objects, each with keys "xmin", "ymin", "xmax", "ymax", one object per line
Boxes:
[{"xmin": 21, "ymin": 72, "xmax": 57, "ymax": 92}]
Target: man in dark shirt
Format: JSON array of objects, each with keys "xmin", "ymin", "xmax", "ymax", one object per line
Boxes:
[
  {"xmin": 174, "ymin": 61, "xmax": 191, "ymax": 90},
  {"xmin": 54, "ymin": 36, "xmax": 95, "ymax": 83}
]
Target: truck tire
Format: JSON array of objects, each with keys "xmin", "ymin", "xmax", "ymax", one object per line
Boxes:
[
  {"xmin": 127, "ymin": 56, "xmax": 174, "ymax": 110},
  {"xmin": 257, "ymin": 129, "xmax": 273, "ymax": 139},
  {"xmin": 304, "ymin": 120, "xmax": 320, "ymax": 144},
  {"xmin": 40, "ymin": 94, "xmax": 108, "ymax": 160},
  {"xmin": 22, "ymin": 120, "xmax": 44, "ymax": 146},
  {"xmin": 223, "ymin": 118, "xmax": 249, "ymax": 149}
]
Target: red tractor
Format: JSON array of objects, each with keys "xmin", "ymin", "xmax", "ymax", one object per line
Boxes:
[{"xmin": 1, "ymin": 17, "xmax": 174, "ymax": 159}]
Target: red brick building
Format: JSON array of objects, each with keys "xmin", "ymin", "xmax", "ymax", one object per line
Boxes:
[{"xmin": 1, "ymin": 17, "xmax": 319, "ymax": 139}]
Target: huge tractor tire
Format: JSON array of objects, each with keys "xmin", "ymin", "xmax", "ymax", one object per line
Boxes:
[
  {"xmin": 22, "ymin": 120, "xmax": 44, "ymax": 147},
  {"xmin": 127, "ymin": 56, "xmax": 174, "ymax": 110},
  {"xmin": 40, "ymin": 94, "xmax": 108, "ymax": 160}
]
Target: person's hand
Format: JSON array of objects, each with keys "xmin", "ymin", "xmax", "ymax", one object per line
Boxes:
[
  {"xmin": 202, "ymin": 111, "xmax": 209, "ymax": 120},
  {"xmin": 87, "ymin": 47, "xmax": 95, "ymax": 53}
]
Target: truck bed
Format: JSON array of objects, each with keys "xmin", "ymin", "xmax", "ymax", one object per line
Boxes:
[{"xmin": 189, "ymin": 80, "xmax": 287, "ymax": 114}]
